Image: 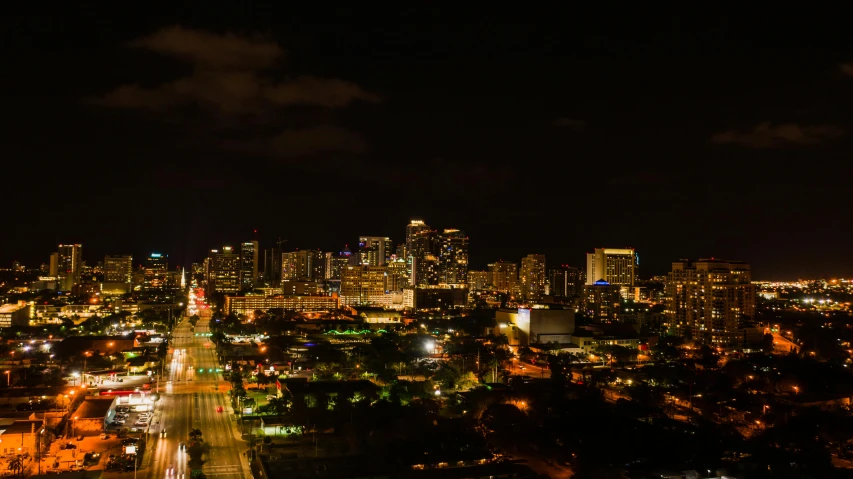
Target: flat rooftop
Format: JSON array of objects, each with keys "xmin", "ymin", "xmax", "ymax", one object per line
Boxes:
[
  {"xmin": 0, "ymin": 304, "xmax": 26, "ymax": 313},
  {"xmin": 72, "ymin": 397, "xmax": 115, "ymax": 419}
]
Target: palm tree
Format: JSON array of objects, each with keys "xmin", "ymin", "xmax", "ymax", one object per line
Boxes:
[
  {"xmin": 189, "ymin": 428, "xmax": 203, "ymax": 442},
  {"xmin": 7, "ymin": 456, "xmax": 24, "ymax": 475}
]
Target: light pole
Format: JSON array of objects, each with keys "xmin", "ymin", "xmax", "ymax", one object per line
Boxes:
[
  {"xmin": 73, "ymin": 416, "xmax": 78, "ymax": 438},
  {"xmin": 4, "ymin": 370, "xmax": 9, "ymax": 386}
]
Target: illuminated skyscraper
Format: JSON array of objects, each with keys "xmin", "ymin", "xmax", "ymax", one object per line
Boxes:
[
  {"xmin": 340, "ymin": 265, "xmax": 387, "ymax": 306},
  {"xmin": 358, "ymin": 236, "xmax": 393, "ymax": 266},
  {"xmin": 325, "ymin": 246, "xmax": 353, "ymax": 281},
  {"xmin": 104, "ymin": 255, "xmax": 132, "ymax": 294},
  {"xmin": 410, "ymin": 229, "xmax": 439, "ymax": 285},
  {"xmin": 586, "ymin": 248, "xmax": 636, "ymax": 287},
  {"xmin": 519, "ymin": 254, "xmax": 546, "ymax": 301},
  {"xmin": 549, "ymin": 265, "xmax": 584, "ymax": 298},
  {"xmin": 664, "ymin": 259, "xmax": 756, "ymax": 346},
  {"xmin": 56, "ymin": 244, "xmax": 82, "ymax": 291},
  {"xmin": 385, "ymin": 257, "xmax": 409, "ymax": 291},
  {"xmin": 487, "ymin": 261, "xmax": 518, "ymax": 293},
  {"xmin": 143, "ymin": 253, "xmax": 169, "ymax": 291},
  {"xmin": 240, "ymin": 240, "xmax": 259, "ymax": 289},
  {"xmin": 209, "ymin": 247, "xmax": 241, "ymax": 294},
  {"xmin": 405, "ymin": 219, "xmax": 430, "ymax": 283},
  {"xmin": 467, "ymin": 271, "xmax": 489, "ymax": 291},
  {"xmin": 438, "ymin": 229, "xmax": 469, "ymax": 284}
]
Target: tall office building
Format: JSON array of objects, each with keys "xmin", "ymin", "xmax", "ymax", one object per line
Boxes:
[
  {"xmin": 410, "ymin": 229, "xmax": 440, "ymax": 285},
  {"xmin": 209, "ymin": 247, "xmax": 241, "ymax": 294},
  {"xmin": 519, "ymin": 254, "xmax": 547, "ymax": 301},
  {"xmin": 549, "ymin": 265, "xmax": 585, "ymax": 298},
  {"xmin": 438, "ymin": 229, "xmax": 469, "ymax": 284},
  {"xmin": 586, "ymin": 248, "xmax": 636, "ymax": 287},
  {"xmin": 340, "ymin": 265, "xmax": 387, "ymax": 306},
  {"xmin": 103, "ymin": 255, "xmax": 133, "ymax": 294},
  {"xmin": 240, "ymin": 241, "xmax": 259, "ymax": 289},
  {"xmin": 358, "ymin": 236, "xmax": 393, "ymax": 266},
  {"xmin": 143, "ymin": 253, "xmax": 169, "ymax": 291},
  {"xmin": 385, "ymin": 257, "xmax": 409, "ymax": 291},
  {"xmin": 56, "ymin": 244, "xmax": 82, "ymax": 291},
  {"xmin": 487, "ymin": 261, "xmax": 518, "ymax": 293},
  {"xmin": 664, "ymin": 259, "xmax": 756, "ymax": 346}
]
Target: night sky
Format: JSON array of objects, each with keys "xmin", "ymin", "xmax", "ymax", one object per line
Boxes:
[{"xmin": 5, "ymin": 6, "xmax": 853, "ymax": 279}]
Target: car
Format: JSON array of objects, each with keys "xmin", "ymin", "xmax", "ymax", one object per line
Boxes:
[
  {"xmin": 65, "ymin": 444, "xmax": 77, "ymax": 450},
  {"xmin": 216, "ymin": 406, "xmax": 224, "ymax": 413},
  {"xmin": 179, "ymin": 441, "xmax": 186, "ymax": 451},
  {"xmin": 100, "ymin": 433, "xmax": 109, "ymax": 440}
]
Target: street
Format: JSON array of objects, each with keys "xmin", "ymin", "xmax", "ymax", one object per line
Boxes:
[{"xmin": 128, "ymin": 317, "xmax": 249, "ymax": 479}]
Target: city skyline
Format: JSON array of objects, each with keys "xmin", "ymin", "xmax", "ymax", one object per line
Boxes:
[
  {"xmin": 7, "ymin": 7, "xmax": 853, "ymax": 280},
  {"xmin": 8, "ymin": 228, "xmax": 853, "ymax": 282}
]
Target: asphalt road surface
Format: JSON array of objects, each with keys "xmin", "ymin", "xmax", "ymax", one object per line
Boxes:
[{"xmin": 140, "ymin": 317, "xmax": 249, "ymax": 479}]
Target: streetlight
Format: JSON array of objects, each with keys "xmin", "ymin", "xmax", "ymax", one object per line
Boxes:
[
  {"xmin": 73, "ymin": 416, "xmax": 78, "ymax": 438},
  {"xmin": 4, "ymin": 370, "xmax": 9, "ymax": 387},
  {"xmin": 793, "ymin": 386, "xmax": 799, "ymax": 395}
]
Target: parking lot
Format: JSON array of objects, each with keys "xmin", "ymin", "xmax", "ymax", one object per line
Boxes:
[{"xmin": 106, "ymin": 404, "xmax": 155, "ymax": 434}]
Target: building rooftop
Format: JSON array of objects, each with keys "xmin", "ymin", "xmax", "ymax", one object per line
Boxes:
[
  {"xmin": 72, "ymin": 397, "xmax": 115, "ymax": 419},
  {"xmin": 0, "ymin": 419, "xmax": 43, "ymax": 436},
  {"xmin": 0, "ymin": 303, "xmax": 26, "ymax": 313}
]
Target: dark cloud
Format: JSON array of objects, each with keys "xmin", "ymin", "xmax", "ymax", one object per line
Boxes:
[
  {"xmin": 710, "ymin": 122, "xmax": 843, "ymax": 149},
  {"xmin": 129, "ymin": 26, "xmax": 284, "ymax": 69},
  {"xmin": 272, "ymin": 126, "xmax": 367, "ymax": 156},
  {"xmin": 85, "ymin": 26, "xmax": 378, "ymax": 156},
  {"xmin": 553, "ymin": 117, "xmax": 586, "ymax": 131},
  {"xmin": 87, "ymin": 26, "xmax": 378, "ymax": 114},
  {"xmin": 839, "ymin": 62, "xmax": 853, "ymax": 77},
  {"xmin": 609, "ymin": 172, "xmax": 675, "ymax": 186}
]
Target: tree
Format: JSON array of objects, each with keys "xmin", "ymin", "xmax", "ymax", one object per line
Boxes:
[
  {"xmin": 434, "ymin": 363, "xmax": 463, "ymax": 390},
  {"xmin": 7, "ymin": 456, "xmax": 24, "ymax": 475},
  {"xmin": 548, "ymin": 352, "xmax": 576, "ymax": 386},
  {"xmin": 261, "ymin": 394, "xmax": 292, "ymax": 415}
]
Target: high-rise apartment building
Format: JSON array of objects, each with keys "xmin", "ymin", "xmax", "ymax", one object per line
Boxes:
[
  {"xmin": 405, "ymin": 219, "xmax": 430, "ymax": 283},
  {"xmin": 281, "ymin": 250, "xmax": 325, "ymax": 281},
  {"xmin": 103, "ymin": 255, "xmax": 133, "ymax": 294},
  {"xmin": 586, "ymin": 248, "xmax": 636, "ymax": 287},
  {"xmin": 410, "ymin": 229, "xmax": 439, "ymax": 286},
  {"xmin": 488, "ymin": 261, "xmax": 518, "ymax": 293},
  {"xmin": 325, "ymin": 246, "xmax": 353, "ymax": 281},
  {"xmin": 438, "ymin": 229, "xmax": 469, "ymax": 284},
  {"xmin": 209, "ymin": 247, "xmax": 241, "ymax": 294},
  {"xmin": 519, "ymin": 254, "xmax": 547, "ymax": 301},
  {"xmin": 240, "ymin": 241, "xmax": 259, "ymax": 289},
  {"xmin": 358, "ymin": 236, "xmax": 393, "ymax": 266},
  {"xmin": 56, "ymin": 244, "xmax": 82, "ymax": 291},
  {"xmin": 143, "ymin": 253, "xmax": 169, "ymax": 291},
  {"xmin": 549, "ymin": 265, "xmax": 585, "ymax": 298},
  {"xmin": 468, "ymin": 271, "xmax": 489, "ymax": 291},
  {"xmin": 664, "ymin": 259, "xmax": 756, "ymax": 346}
]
